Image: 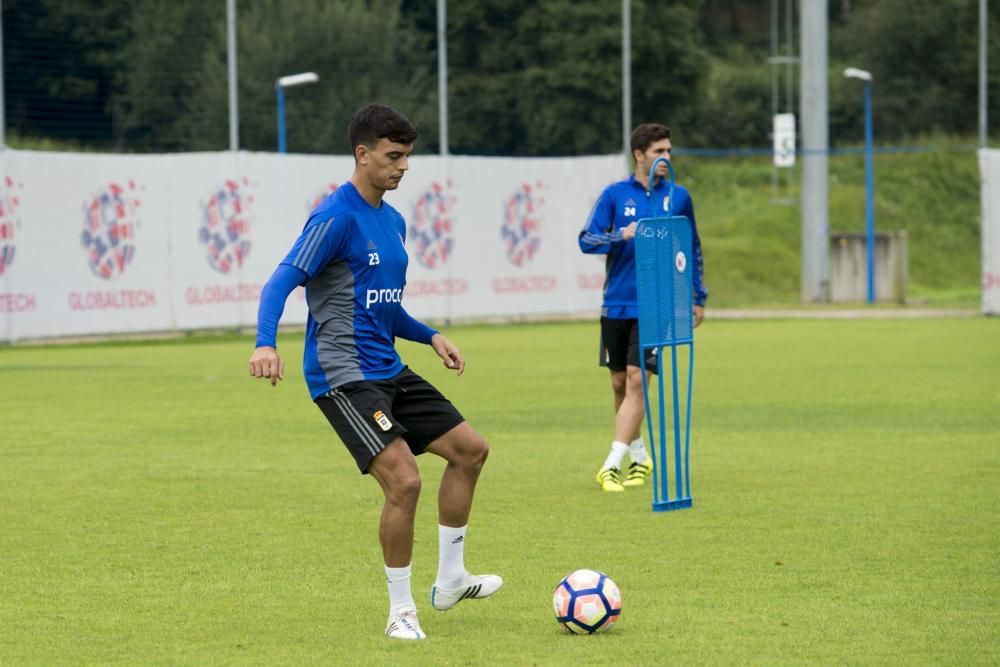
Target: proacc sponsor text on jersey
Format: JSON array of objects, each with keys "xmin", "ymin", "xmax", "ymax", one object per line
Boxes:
[{"xmin": 365, "ymin": 287, "xmax": 404, "ymax": 308}]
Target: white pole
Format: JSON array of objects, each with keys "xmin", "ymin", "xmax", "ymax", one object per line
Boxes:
[
  {"xmin": 770, "ymin": 0, "xmax": 778, "ymax": 198},
  {"xmin": 227, "ymin": 0, "xmax": 239, "ymax": 151},
  {"xmin": 622, "ymin": 0, "xmax": 631, "ymax": 157},
  {"xmin": 980, "ymin": 0, "xmax": 988, "ymax": 148},
  {"xmin": 438, "ymin": 0, "xmax": 448, "ymax": 155},
  {"xmin": 0, "ymin": 0, "xmax": 5, "ymax": 149},
  {"xmin": 800, "ymin": 0, "xmax": 830, "ymax": 302}
]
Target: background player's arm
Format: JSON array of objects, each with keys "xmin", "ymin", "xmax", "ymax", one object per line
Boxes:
[
  {"xmin": 682, "ymin": 195, "xmax": 708, "ymax": 327},
  {"xmin": 249, "ymin": 264, "xmax": 307, "ymax": 386},
  {"xmin": 579, "ymin": 190, "xmax": 629, "ymax": 253}
]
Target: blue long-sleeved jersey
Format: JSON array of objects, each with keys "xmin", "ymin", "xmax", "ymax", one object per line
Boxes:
[
  {"xmin": 579, "ymin": 174, "xmax": 707, "ymax": 319},
  {"xmin": 255, "ymin": 182, "xmax": 437, "ymax": 399}
]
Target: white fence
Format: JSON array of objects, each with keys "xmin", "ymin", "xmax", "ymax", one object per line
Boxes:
[
  {"xmin": 980, "ymin": 149, "xmax": 1000, "ymax": 315},
  {"xmin": 0, "ymin": 150, "xmax": 626, "ymax": 342}
]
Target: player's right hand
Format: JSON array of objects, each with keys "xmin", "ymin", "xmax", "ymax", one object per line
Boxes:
[
  {"xmin": 622, "ymin": 222, "xmax": 637, "ymax": 241},
  {"xmin": 249, "ymin": 346, "xmax": 284, "ymax": 387}
]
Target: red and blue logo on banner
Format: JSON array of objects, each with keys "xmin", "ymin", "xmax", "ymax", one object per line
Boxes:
[
  {"xmin": 307, "ymin": 183, "xmax": 339, "ymax": 212},
  {"xmin": 501, "ymin": 181, "xmax": 544, "ymax": 267},
  {"xmin": 199, "ymin": 178, "xmax": 254, "ymax": 274},
  {"xmin": 81, "ymin": 181, "xmax": 140, "ymax": 280},
  {"xmin": 0, "ymin": 176, "xmax": 21, "ymax": 277},
  {"xmin": 410, "ymin": 181, "xmax": 455, "ymax": 269}
]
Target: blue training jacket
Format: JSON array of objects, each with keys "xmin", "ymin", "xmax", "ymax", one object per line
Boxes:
[{"xmin": 578, "ymin": 174, "xmax": 707, "ymax": 319}]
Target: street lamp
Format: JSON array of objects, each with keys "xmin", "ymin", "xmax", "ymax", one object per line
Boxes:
[
  {"xmin": 843, "ymin": 67, "xmax": 876, "ymax": 304},
  {"xmin": 275, "ymin": 71, "xmax": 319, "ymax": 153}
]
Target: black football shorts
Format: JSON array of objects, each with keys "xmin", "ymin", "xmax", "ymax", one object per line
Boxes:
[
  {"xmin": 598, "ymin": 317, "xmax": 658, "ymax": 373},
  {"xmin": 315, "ymin": 367, "xmax": 465, "ymax": 474}
]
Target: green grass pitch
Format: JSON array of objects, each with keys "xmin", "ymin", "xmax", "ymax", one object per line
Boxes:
[{"xmin": 1, "ymin": 318, "xmax": 997, "ymax": 665}]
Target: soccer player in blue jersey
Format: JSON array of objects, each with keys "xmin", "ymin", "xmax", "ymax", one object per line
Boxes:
[
  {"xmin": 578, "ymin": 123, "xmax": 707, "ymax": 492},
  {"xmin": 248, "ymin": 104, "xmax": 501, "ymax": 640}
]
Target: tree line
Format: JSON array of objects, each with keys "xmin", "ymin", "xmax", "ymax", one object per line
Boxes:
[{"xmin": 4, "ymin": 0, "xmax": 998, "ymax": 155}]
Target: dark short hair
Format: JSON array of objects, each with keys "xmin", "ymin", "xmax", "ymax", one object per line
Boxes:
[
  {"xmin": 348, "ymin": 104, "xmax": 418, "ymax": 152},
  {"xmin": 630, "ymin": 123, "xmax": 672, "ymax": 155}
]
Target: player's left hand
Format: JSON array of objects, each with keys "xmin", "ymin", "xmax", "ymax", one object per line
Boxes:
[
  {"xmin": 693, "ymin": 305, "xmax": 705, "ymax": 328},
  {"xmin": 431, "ymin": 333, "xmax": 465, "ymax": 376}
]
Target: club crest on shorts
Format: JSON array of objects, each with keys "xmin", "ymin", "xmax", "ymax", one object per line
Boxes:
[
  {"xmin": 675, "ymin": 251, "xmax": 687, "ymax": 273},
  {"xmin": 373, "ymin": 410, "xmax": 393, "ymax": 431}
]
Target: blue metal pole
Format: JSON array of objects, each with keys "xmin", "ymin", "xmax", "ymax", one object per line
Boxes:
[
  {"xmin": 864, "ymin": 81, "xmax": 875, "ymax": 303},
  {"xmin": 682, "ymin": 342, "xmax": 694, "ymax": 500},
  {"xmin": 640, "ymin": 354, "xmax": 659, "ymax": 503},
  {"xmin": 276, "ymin": 85, "xmax": 287, "ymax": 154},
  {"xmin": 657, "ymin": 346, "xmax": 668, "ymax": 502},
  {"xmin": 670, "ymin": 342, "xmax": 683, "ymax": 501}
]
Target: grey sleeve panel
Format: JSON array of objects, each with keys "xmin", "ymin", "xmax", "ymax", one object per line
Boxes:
[{"xmin": 308, "ymin": 260, "xmax": 364, "ymax": 388}]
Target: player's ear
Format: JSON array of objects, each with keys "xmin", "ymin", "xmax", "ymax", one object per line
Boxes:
[{"xmin": 355, "ymin": 143, "xmax": 369, "ymax": 165}]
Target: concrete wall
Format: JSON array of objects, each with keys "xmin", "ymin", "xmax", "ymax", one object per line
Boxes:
[{"xmin": 829, "ymin": 231, "xmax": 908, "ymax": 303}]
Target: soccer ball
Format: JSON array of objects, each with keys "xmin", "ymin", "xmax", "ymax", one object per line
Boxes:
[{"xmin": 552, "ymin": 569, "xmax": 622, "ymax": 634}]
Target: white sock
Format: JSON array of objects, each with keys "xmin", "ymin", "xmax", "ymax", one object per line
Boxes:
[
  {"xmin": 385, "ymin": 564, "xmax": 416, "ymax": 614},
  {"xmin": 630, "ymin": 438, "xmax": 649, "ymax": 464},
  {"xmin": 435, "ymin": 524, "xmax": 468, "ymax": 588},
  {"xmin": 602, "ymin": 441, "xmax": 629, "ymax": 470}
]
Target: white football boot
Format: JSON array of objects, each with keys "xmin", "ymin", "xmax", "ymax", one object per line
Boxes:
[
  {"xmin": 385, "ymin": 607, "xmax": 426, "ymax": 640},
  {"xmin": 431, "ymin": 573, "xmax": 504, "ymax": 611}
]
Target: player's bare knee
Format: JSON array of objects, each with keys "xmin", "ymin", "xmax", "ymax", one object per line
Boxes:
[
  {"xmin": 473, "ymin": 437, "xmax": 489, "ymax": 468},
  {"xmin": 610, "ymin": 372, "xmax": 627, "ymax": 397},
  {"xmin": 625, "ymin": 371, "xmax": 645, "ymax": 396},
  {"xmin": 386, "ymin": 473, "xmax": 422, "ymax": 508},
  {"xmin": 459, "ymin": 435, "xmax": 489, "ymax": 472}
]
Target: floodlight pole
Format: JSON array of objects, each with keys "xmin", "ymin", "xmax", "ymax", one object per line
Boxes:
[
  {"xmin": 800, "ymin": 0, "xmax": 830, "ymax": 303},
  {"xmin": 0, "ymin": 0, "xmax": 6, "ymax": 150},
  {"xmin": 980, "ymin": 0, "xmax": 988, "ymax": 148},
  {"xmin": 275, "ymin": 72, "xmax": 319, "ymax": 154},
  {"xmin": 844, "ymin": 67, "xmax": 875, "ymax": 304},
  {"xmin": 276, "ymin": 86, "xmax": 287, "ymax": 153},
  {"xmin": 226, "ymin": 0, "xmax": 238, "ymax": 151},
  {"xmin": 622, "ymin": 0, "xmax": 632, "ymax": 157},
  {"xmin": 437, "ymin": 0, "xmax": 448, "ymax": 155}
]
